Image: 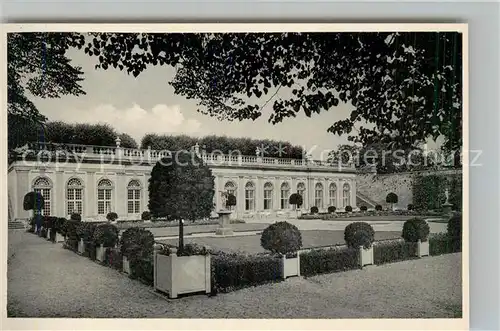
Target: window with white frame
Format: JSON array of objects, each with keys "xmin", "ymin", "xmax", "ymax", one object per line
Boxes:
[
  {"xmin": 297, "ymin": 182, "xmax": 306, "ymax": 197},
  {"xmin": 127, "ymin": 180, "xmax": 141, "ymax": 214},
  {"xmin": 280, "ymin": 182, "xmax": 290, "ymax": 209},
  {"xmin": 263, "ymin": 182, "xmax": 273, "ymax": 210},
  {"xmin": 33, "ymin": 177, "xmax": 51, "ymax": 216},
  {"xmin": 245, "ymin": 181, "xmax": 255, "ymax": 211},
  {"xmin": 97, "ymin": 179, "xmax": 113, "ymax": 215},
  {"xmin": 66, "ymin": 178, "xmax": 83, "ymax": 215},
  {"xmin": 343, "ymin": 183, "xmax": 351, "ymax": 207},
  {"xmin": 329, "ymin": 183, "xmax": 337, "ymax": 207},
  {"xmin": 224, "ymin": 181, "xmax": 237, "ymax": 210},
  {"xmin": 314, "ymin": 183, "xmax": 323, "ymax": 209}
]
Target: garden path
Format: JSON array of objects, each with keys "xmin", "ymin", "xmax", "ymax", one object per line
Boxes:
[{"xmin": 7, "ymin": 230, "xmax": 461, "ymax": 319}]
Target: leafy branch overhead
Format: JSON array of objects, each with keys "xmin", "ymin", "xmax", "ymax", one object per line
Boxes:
[{"xmin": 84, "ymin": 32, "xmax": 462, "ymax": 151}]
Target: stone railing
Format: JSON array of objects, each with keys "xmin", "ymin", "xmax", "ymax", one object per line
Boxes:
[{"xmin": 16, "ymin": 142, "xmax": 356, "ymax": 172}]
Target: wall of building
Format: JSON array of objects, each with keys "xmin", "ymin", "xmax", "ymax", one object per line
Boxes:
[{"xmin": 8, "ymin": 159, "xmax": 356, "ymax": 221}]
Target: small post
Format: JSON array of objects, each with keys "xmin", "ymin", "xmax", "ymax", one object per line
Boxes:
[{"xmin": 281, "ymin": 254, "xmax": 287, "ymax": 280}]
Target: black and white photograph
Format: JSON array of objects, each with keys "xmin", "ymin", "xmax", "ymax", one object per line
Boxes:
[{"xmin": 3, "ymin": 23, "xmax": 467, "ymax": 327}]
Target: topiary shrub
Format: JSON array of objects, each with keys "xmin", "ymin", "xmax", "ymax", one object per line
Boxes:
[
  {"xmin": 106, "ymin": 212, "xmax": 118, "ymax": 222},
  {"xmin": 375, "ymin": 204, "xmax": 383, "ymax": 211},
  {"xmin": 76, "ymin": 222, "xmax": 99, "ymax": 242},
  {"xmin": 327, "ymin": 206, "xmax": 336, "ymax": 214},
  {"xmin": 93, "ymin": 223, "xmax": 119, "ymax": 247},
  {"xmin": 345, "ymin": 205, "xmax": 353, "ymax": 213},
  {"xmin": 447, "ymin": 213, "xmax": 462, "ymax": 239},
  {"xmin": 141, "ymin": 211, "xmax": 151, "ymax": 221},
  {"xmin": 386, "ymin": 192, "xmax": 398, "ymax": 210},
  {"xmin": 120, "ymin": 228, "xmax": 154, "ymax": 260},
  {"xmin": 360, "ymin": 205, "xmax": 368, "ymax": 212},
  {"xmin": 407, "ymin": 204, "xmax": 414, "ymax": 211},
  {"xmin": 225, "ymin": 193, "xmax": 237, "ymax": 210},
  {"xmin": 344, "ymin": 222, "xmax": 375, "ymax": 249},
  {"xmin": 260, "ymin": 221, "xmax": 302, "ymax": 255},
  {"xmin": 401, "ymin": 218, "xmax": 430, "ymax": 242},
  {"xmin": 289, "ymin": 193, "xmax": 303, "ymax": 209},
  {"xmin": 310, "ymin": 206, "xmax": 319, "ymax": 214},
  {"xmin": 70, "ymin": 213, "xmax": 82, "ymax": 221}
]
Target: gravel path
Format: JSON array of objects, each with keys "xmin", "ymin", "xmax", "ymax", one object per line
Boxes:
[{"xmin": 8, "ymin": 230, "xmax": 461, "ymax": 318}]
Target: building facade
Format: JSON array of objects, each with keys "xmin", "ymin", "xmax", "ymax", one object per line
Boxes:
[{"xmin": 8, "ymin": 141, "xmax": 358, "ymax": 222}]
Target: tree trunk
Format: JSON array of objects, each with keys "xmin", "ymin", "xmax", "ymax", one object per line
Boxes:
[{"xmin": 178, "ymin": 220, "xmax": 184, "ymax": 253}]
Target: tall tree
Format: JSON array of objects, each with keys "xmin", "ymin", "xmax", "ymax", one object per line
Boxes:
[
  {"xmin": 148, "ymin": 151, "xmax": 215, "ymax": 251},
  {"xmin": 83, "ymin": 32, "xmax": 462, "ymax": 152}
]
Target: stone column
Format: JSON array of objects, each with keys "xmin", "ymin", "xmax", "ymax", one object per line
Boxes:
[
  {"xmin": 86, "ymin": 171, "xmax": 96, "ymax": 218},
  {"xmin": 323, "ymin": 178, "xmax": 329, "ymax": 211},
  {"xmin": 351, "ymin": 178, "xmax": 357, "ymax": 208},
  {"xmin": 336, "ymin": 178, "xmax": 341, "ymax": 209},
  {"xmin": 55, "ymin": 171, "xmax": 65, "ymax": 216},
  {"xmin": 238, "ymin": 176, "xmax": 245, "ymax": 214},
  {"xmin": 256, "ymin": 176, "xmax": 263, "ymax": 211},
  {"xmin": 274, "ymin": 178, "xmax": 280, "ymax": 211}
]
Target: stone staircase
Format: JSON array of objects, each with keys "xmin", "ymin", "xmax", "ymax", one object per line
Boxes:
[{"xmin": 8, "ymin": 220, "xmax": 25, "ymax": 230}]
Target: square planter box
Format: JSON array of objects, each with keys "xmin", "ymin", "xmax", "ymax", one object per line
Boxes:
[
  {"xmin": 96, "ymin": 244, "xmax": 107, "ymax": 262},
  {"xmin": 78, "ymin": 239, "xmax": 85, "ymax": 254},
  {"xmin": 282, "ymin": 254, "xmax": 300, "ymax": 279},
  {"xmin": 417, "ymin": 239, "xmax": 429, "ymax": 257},
  {"xmin": 54, "ymin": 232, "xmax": 65, "ymax": 243},
  {"xmin": 154, "ymin": 250, "xmax": 211, "ymax": 299},
  {"xmin": 359, "ymin": 246, "xmax": 374, "ymax": 268},
  {"xmin": 123, "ymin": 256, "xmax": 131, "ymax": 274}
]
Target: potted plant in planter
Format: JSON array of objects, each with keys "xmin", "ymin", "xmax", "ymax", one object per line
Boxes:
[
  {"xmin": 345, "ymin": 205, "xmax": 353, "ymax": 215},
  {"xmin": 310, "ymin": 206, "xmax": 319, "ymax": 215},
  {"xmin": 76, "ymin": 222, "xmax": 98, "ymax": 255},
  {"xmin": 92, "ymin": 223, "xmax": 119, "ymax": 262},
  {"xmin": 154, "ymin": 243, "xmax": 212, "ymax": 299},
  {"xmin": 120, "ymin": 227, "xmax": 154, "ymax": 275},
  {"xmin": 289, "ymin": 193, "xmax": 303, "ymax": 218},
  {"xmin": 344, "ymin": 222, "xmax": 375, "ymax": 268},
  {"xmin": 260, "ymin": 221, "xmax": 302, "ymax": 279},
  {"xmin": 106, "ymin": 212, "xmax": 119, "ymax": 223},
  {"xmin": 141, "ymin": 211, "xmax": 152, "ymax": 223},
  {"xmin": 359, "ymin": 205, "xmax": 368, "ymax": 213},
  {"xmin": 386, "ymin": 192, "xmax": 398, "ymax": 211},
  {"xmin": 402, "ymin": 218, "xmax": 431, "ymax": 257}
]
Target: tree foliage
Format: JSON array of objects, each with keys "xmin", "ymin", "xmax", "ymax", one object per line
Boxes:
[
  {"xmin": 148, "ymin": 151, "xmax": 215, "ymax": 220},
  {"xmin": 141, "ymin": 133, "xmax": 303, "ymax": 159},
  {"xmin": 289, "ymin": 193, "xmax": 303, "ymax": 208},
  {"xmin": 84, "ymin": 32, "xmax": 462, "ymax": 152},
  {"xmin": 23, "ymin": 191, "xmax": 44, "ymax": 212}
]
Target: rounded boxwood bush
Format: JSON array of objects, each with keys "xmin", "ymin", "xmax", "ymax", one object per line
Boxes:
[
  {"xmin": 360, "ymin": 205, "xmax": 368, "ymax": 212},
  {"xmin": 407, "ymin": 204, "xmax": 414, "ymax": 211},
  {"xmin": 70, "ymin": 213, "xmax": 82, "ymax": 221},
  {"xmin": 447, "ymin": 213, "xmax": 462, "ymax": 239},
  {"xmin": 327, "ymin": 206, "xmax": 336, "ymax": 214},
  {"xmin": 310, "ymin": 206, "xmax": 319, "ymax": 214},
  {"xmin": 260, "ymin": 221, "xmax": 302, "ymax": 255},
  {"xmin": 401, "ymin": 218, "xmax": 430, "ymax": 242},
  {"xmin": 225, "ymin": 193, "xmax": 237, "ymax": 209},
  {"xmin": 106, "ymin": 212, "xmax": 118, "ymax": 222},
  {"xmin": 375, "ymin": 204, "xmax": 383, "ymax": 211},
  {"xmin": 344, "ymin": 222, "xmax": 375, "ymax": 249},
  {"xmin": 120, "ymin": 227, "xmax": 154, "ymax": 260},
  {"xmin": 76, "ymin": 222, "xmax": 98, "ymax": 242},
  {"xmin": 141, "ymin": 211, "xmax": 151, "ymax": 221},
  {"xmin": 93, "ymin": 223, "xmax": 119, "ymax": 247},
  {"xmin": 289, "ymin": 193, "xmax": 303, "ymax": 208},
  {"xmin": 345, "ymin": 205, "xmax": 353, "ymax": 212}
]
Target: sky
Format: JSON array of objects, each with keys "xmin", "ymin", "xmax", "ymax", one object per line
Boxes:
[{"xmin": 30, "ymin": 43, "xmax": 439, "ymax": 159}]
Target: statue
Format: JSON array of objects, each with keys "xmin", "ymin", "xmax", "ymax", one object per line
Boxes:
[
  {"xmin": 220, "ymin": 191, "xmax": 228, "ymax": 210},
  {"xmin": 255, "ymin": 147, "xmax": 260, "ymax": 157},
  {"xmin": 444, "ymin": 188, "xmax": 450, "ymax": 204}
]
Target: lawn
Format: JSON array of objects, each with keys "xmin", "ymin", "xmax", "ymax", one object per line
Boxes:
[{"xmin": 156, "ymin": 230, "xmax": 402, "ymax": 254}]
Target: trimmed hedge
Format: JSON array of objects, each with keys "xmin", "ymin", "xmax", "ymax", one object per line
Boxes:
[
  {"xmin": 429, "ymin": 233, "xmax": 461, "ymax": 256},
  {"xmin": 300, "ymin": 247, "xmax": 360, "ymax": 277},
  {"xmin": 373, "ymin": 240, "xmax": 418, "ymax": 265},
  {"xmin": 211, "ymin": 253, "xmax": 282, "ymax": 293}
]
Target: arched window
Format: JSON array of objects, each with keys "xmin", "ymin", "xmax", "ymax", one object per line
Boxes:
[
  {"xmin": 97, "ymin": 179, "xmax": 113, "ymax": 215},
  {"xmin": 297, "ymin": 182, "xmax": 306, "ymax": 197},
  {"xmin": 66, "ymin": 178, "xmax": 83, "ymax": 215},
  {"xmin": 280, "ymin": 182, "xmax": 290, "ymax": 209},
  {"xmin": 329, "ymin": 183, "xmax": 337, "ymax": 207},
  {"xmin": 33, "ymin": 177, "xmax": 51, "ymax": 216},
  {"xmin": 314, "ymin": 183, "xmax": 323, "ymax": 209},
  {"xmin": 343, "ymin": 183, "xmax": 351, "ymax": 207},
  {"xmin": 224, "ymin": 181, "xmax": 237, "ymax": 210},
  {"xmin": 263, "ymin": 182, "xmax": 273, "ymax": 210},
  {"xmin": 245, "ymin": 181, "xmax": 255, "ymax": 211},
  {"xmin": 127, "ymin": 180, "xmax": 141, "ymax": 215}
]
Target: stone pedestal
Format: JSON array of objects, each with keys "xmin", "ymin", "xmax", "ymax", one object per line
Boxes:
[
  {"xmin": 442, "ymin": 203, "xmax": 453, "ymax": 217},
  {"xmin": 216, "ymin": 210, "xmax": 233, "ymax": 236}
]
